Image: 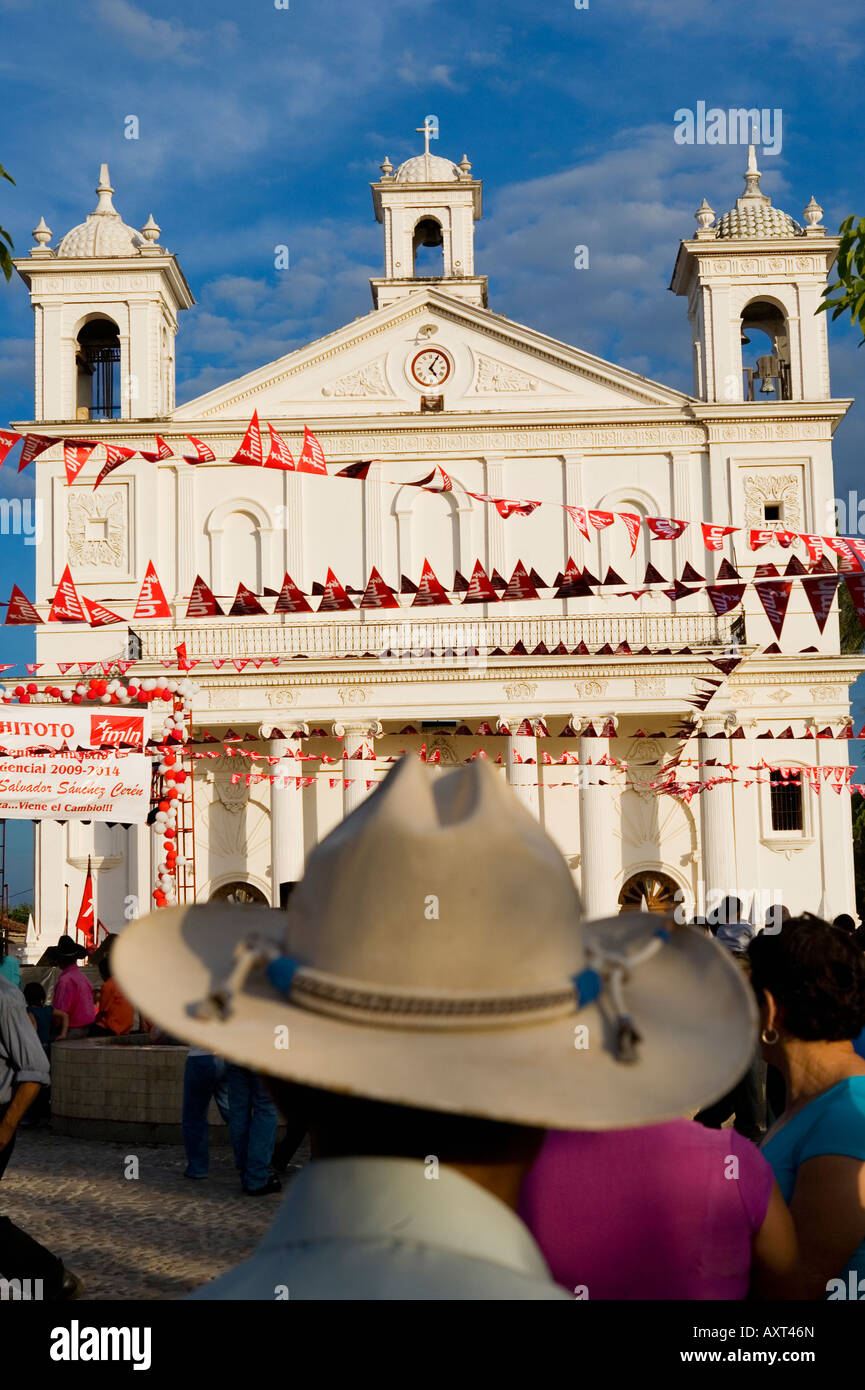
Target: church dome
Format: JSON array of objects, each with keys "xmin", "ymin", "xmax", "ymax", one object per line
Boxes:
[
  {"xmin": 394, "ymin": 152, "xmax": 462, "ymax": 183},
  {"xmin": 56, "ymin": 164, "xmax": 145, "ymax": 258},
  {"xmin": 715, "ymin": 204, "xmax": 803, "ymax": 239},
  {"xmin": 708, "ymin": 147, "xmax": 804, "ymax": 241}
]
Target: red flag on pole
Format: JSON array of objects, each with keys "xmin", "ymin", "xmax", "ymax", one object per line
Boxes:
[
  {"xmin": 297, "ymin": 425, "xmax": 327, "ymax": 475},
  {"xmin": 264, "ymin": 423, "xmax": 296, "ymax": 470},
  {"xmin": 63, "ymin": 440, "xmax": 98, "ymax": 485},
  {"xmin": 186, "ymin": 575, "xmax": 224, "ymax": 618},
  {"xmin": 139, "ymin": 435, "xmax": 174, "ymax": 463},
  {"xmin": 230, "ymin": 411, "xmax": 264, "ymax": 466},
  {"xmin": 5, "ymin": 585, "xmax": 43, "ymax": 625},
  {"xmin": 134, "ymin": 561, "xmax": 172, "ymax": 619},
  {"xmin": 84, "ymin": 597, "xmax": 124, "ymax": 627},
  {"xmin": 411, "ymin": 558, "xmax": 451, "ymax": 608},
  {"xmin": 359, "ymin": 567, "xmax": 400, "ymax": 610},
  {"xmin": 273, "ymin": 573, "xmax": 313, "ymax": 614},
  {"xmin": 48, "ymin": 565, "xmax": 88, "ymax": 623},
  {"xmin": 74, "ymin": 859, "xmax": 96, "ymax": 953}
]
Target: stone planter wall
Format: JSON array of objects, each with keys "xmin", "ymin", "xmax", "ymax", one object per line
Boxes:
[{"xmin": 51, "ymin": 1037, "xmax": 230, "ymax": 1144}]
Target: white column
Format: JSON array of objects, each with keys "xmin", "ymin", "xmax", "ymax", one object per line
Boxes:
[
  {"xmin": 35, "ymin": 820, "xmax": 66, "ymax": 951},
  {"xmin": 500, "ymin": 716, "xmax": 539, "ymax": 819},
  {"xmin": 125, "ymin": 822, "xmax": 152, "ymax": 928},
  {"xmin": 333, "ymin": 720, "xmax": 383, "ymax": 817},
  {"xmin": 578, "ymin": 717, "xmax": 620, "ymax": 918},
  {"xmin": 699, "ymin": 721, "xmax": 737, "ymax": 916},
  {"xmin": 261, "ymin": 722, "xmax": 306, "ymax": 905}
]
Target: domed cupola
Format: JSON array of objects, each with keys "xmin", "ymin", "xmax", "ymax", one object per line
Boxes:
[
  {"xmin": 370, "ymin": 121, "xmax": 486, "ymax": 309},
  {"xmin": 56, "ymin": 165, "xmax": 146, "ymax": 258}
]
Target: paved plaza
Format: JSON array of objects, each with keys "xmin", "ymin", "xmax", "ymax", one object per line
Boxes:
[{"xmin": 2, "ymin": 1127, "xmax": 308, "ymax": 1300}]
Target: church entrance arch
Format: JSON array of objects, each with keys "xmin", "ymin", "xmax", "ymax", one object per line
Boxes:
[
  {"xmin": 618, "ymin": 870, "xmax": 680, "ymax": 915},
  {"xmin": 209, "ymin": 881, "xmax": 269, "ymax": 906}
]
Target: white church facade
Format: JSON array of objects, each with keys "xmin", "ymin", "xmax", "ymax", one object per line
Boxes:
[{"xmin": 11, "ymin": 132, "xmax": 863, "ymax": 945}]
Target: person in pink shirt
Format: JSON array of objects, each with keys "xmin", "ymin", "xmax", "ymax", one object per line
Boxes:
[
  {"xmin": 519, "ymin": 1119, "xmax": 798, "ymax": 1299},
  {"xmin": 50, "ymin": 936, "xmax": 95, "ymax": 1038}
]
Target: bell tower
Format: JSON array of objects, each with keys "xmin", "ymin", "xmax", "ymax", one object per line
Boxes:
[
  {"xmin": 670, "ymin": 147, "xmax": 839, "ymax": 404},
  {"xmin": 370, "ymin": 120, "xmax": 486, "ymax": 309},
  {"xmin": 14, "ymin": 164, "xmax": 194, "ymax": 424}
]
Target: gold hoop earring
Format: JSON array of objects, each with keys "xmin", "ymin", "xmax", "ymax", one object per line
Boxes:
[{"xmin": 761, "ymin": 1027, "xmax": 779, "ymax": 1045}]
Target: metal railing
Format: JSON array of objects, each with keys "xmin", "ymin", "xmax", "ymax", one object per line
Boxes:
[{"xmin": 139, "ymin": 611, "xmax": 735, "ymax": 662}]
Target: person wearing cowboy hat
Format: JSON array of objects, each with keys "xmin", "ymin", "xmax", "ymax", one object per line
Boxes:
[
  {"xmin": 115, "ymin": 754, "xmax": 758, "ymax": 1301},
  {"xmin": 51, "ymin": 935, "xmax": 95, "ymax": 1039}
]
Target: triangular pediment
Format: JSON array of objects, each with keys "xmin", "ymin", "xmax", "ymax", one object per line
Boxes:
[{"xmin": 173, "ymin": 286, "xmax": 693, "ymax": 423}]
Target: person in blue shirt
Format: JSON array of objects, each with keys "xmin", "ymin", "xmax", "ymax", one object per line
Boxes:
[
  {"xmin": 749, "ymin": 916, "xmax": 865, "ymax": 1299},
  {"xmin": 0, "ymin": 949, "xmax": 21, "ymax": 989}
]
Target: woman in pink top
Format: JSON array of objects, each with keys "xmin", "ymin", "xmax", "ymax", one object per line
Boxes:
[
  {"xmin": 51, "ymin": 935, "xmax": 95, "ymax": 1038},
  {"xmin": 520, "ymin": 1120, "xmax": 798, "ymax": 1299}
]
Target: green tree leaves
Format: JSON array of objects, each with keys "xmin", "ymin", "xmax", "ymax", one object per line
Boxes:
[
  {"xmin": 0, "ymin": 162, "xmax": 15, "ymax": 283},
  {"xmin": 819, "ymin": 215, "xmax": 865, "ymax": 344}
]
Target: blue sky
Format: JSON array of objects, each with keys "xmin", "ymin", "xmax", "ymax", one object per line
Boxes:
[{"xmin": 0, "ymin": 0, "xmax": 863, "ymax": 899}]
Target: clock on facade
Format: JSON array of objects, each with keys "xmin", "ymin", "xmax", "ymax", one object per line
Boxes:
[{"xmin": 410, "ymin": 347, "xmax": 452, "ymax": 388}]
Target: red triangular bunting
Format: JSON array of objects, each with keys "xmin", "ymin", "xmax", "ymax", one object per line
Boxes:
[
  {"xmin": 318, "ymin": 569, "xmax": 355, "ymax": 612},
  {"xmin": 0, "ymin": 429, "xmax": 20, "ymax": 467},
  {"xmin": 6, "ymin": 585, "xmax": 42, "ymax": 624},
  {"xmin": 701, "ymin": 523, "xmax": 738, "ymax": 550},
  {"xmin": 452, "ymin": 571, "xmax": 469, "ymax": 593},
  {"xmin": 501, "ymin": 560, "xmax": 539, "ymax": 601},
  {"xmin": 462, "ymin": 560, "xmax": 499, "ymax": 605},
  {"xmin": 229, "ymin": 583, "xmax": 267, "ymax": 617},
  {"xmin": 564, "ymin": 505, "xmax": 591, "ymax": 540},
  {"xmin": 554, "ymin": 557, "xmax": 593, "ymax": 600},
  {"xmin": 617, "ymin": 512, "xmax": 642, "ymax": 555},
  {"xmin": 63, "ymin": 440, "xmax": 98, "ymax": 485},
  {"xmin": 336, "ymin": 460, "xmax": 375, "ymax": 479},
  {"xmin": 602, "ymin": 567, "xmax": 625, "ymax": 586},
  {"xmin": 186, "ymin": 575, "xmax": 224, "ymax": 618},
  {"xmin": 230, "ymin": 411, "xmax": 264, "ymax": 466},
  {"xmin": 706, "ymin": 583, "xmax": 746, "ymax": 616},
  {"xmin": 94, "ymin": 444, "xmax": 136, "ymax": 489},
  {"xmin": 274, "ymin": 573, "xmax": 313, "ymax": 614},
  {"xmin": 643, "ymin": 563, "xmax": 667, "ymax": 585},
  {"xmin": 412, "ymin": 559, "xmax": 451, "ymax": 608},
  {"xmin": 264, "ymin": 423, "xmax": 296, "ymax": 470},
  {"xmin": 48, "ymin": 564, "xmax": 87, "ymax": 623},
  {"xmin": 717, "ymin": 559, "xmax": 741, "ymax": 582},
  {"xmin": 754, "ymin": 577, "xmax": 793, "ymax": 638},
  {"xmin": 680, "ymin": 562, "xmax": 705, "ymax": 583},
  {"xmin": 183, "ymin": 435, "xmax": 215, "ymax": 465},
  {"xmin": 647, "ymin": 516, "xmax": 687, "ymax": 540},
  {"xmin": 298, "ymin": 425, "xmax": 327, "ymax": 475},
  {"xmin": 139, "ymin": 435, "xmax": 173, "ymax": 463},
  {"xmin": 359, "ymin": 567, "xmax": 399, "ymax": 610},
  {"xmin": 84, "ymin": 596, "xmax": 123, "ymax": 627},
  {"xmin": 134, "ymin": 561, "xmax": 172, "ymax": 619},
  {"xmin": 18, "ymin": 434, "xmax": 55, "ymax": 471},
  {"xmin": 843, "ymin": 574, "xmax": 865, "ymax": 628}
]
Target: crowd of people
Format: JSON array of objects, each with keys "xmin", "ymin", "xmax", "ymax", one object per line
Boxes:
[{"xmin": 1, "ymin": 753, "xmax": 864, "ymax": 1301}]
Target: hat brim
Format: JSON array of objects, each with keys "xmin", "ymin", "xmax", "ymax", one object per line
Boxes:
[{"xmin": 113, "ymin": 905, "xmax": 758, "ymax": 1131}]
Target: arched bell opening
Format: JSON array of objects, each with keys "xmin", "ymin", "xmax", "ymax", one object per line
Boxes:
[
  {"xmin": 740, "ymin": 300, "xmax": 791, "ymax": 402},
  {"xmin": 76, "ymin": 317, "xmax": 121, "ymax": 420},
  {"xmin": 412, "ymin": 217, "xmax": 444, "ymax": 278}
]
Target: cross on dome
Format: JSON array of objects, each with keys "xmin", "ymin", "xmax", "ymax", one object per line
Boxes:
[{"xmin": 415, "ymin": 117, "xmax": 437, "ymax": 156}]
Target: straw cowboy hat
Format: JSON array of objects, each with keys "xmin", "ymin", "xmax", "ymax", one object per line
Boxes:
[{"xmin": 113, "ymin": 755, "xmax": 757, "ymax": 1129}]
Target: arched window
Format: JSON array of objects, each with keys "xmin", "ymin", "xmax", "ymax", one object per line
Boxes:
[
  {"xmin": 221, "ymin": 510, "xmax": 262, "ymax": 594},
  {"xmin": 76, "ymin": 317, "xmax": 121, "ymax": 420},
  {"xmin": 413, "ymin": 217, "xmax": 444, "ymax": 278},
  {"xmin": 740, "ymin": 300, "xmax": 791, "ymax": 402}
]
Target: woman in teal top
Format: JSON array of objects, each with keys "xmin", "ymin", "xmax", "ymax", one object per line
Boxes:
[{"xmin": 750, "ymin": 916, "xmax": 865, "ymax": 1300}]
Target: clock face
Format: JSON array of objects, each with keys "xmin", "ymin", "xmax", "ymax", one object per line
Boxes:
[{"xmin": 410, "ymin": 348, "xmax": 452, "ymax": 388}]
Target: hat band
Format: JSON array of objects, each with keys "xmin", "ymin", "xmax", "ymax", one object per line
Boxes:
[{"xmin": 267, "ymin": 958, "xmax": 579, "ymax": 1031}]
